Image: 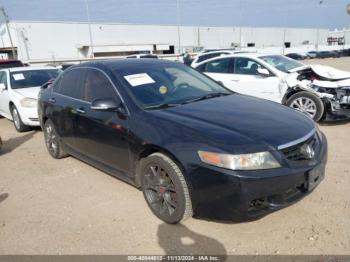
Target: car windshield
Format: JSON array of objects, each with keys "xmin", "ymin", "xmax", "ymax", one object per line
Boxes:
[
  {"xmin": 259, "ymin": 55, "xmax": 304, "ymax": 73},
  {"xmin": 113, "ymin": 63, "xmax": 232, "ymax": 109},
  {"xmin": 10, "ymin": 69, "xmax": 60, "ymax": 89}
]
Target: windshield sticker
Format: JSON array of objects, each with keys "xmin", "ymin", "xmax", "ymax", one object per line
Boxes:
[
  {"xmin": 12, "ymin": 73, "xmax": 25, "ymax": 81},
  {"xmin": 124, "ymin": 73, "xmax": 155, "ymax": 87}
]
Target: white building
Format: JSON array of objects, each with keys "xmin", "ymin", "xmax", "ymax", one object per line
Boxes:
[{"xmin": 0, "ymin": 20, "xmax": 329, "ymax": 62}]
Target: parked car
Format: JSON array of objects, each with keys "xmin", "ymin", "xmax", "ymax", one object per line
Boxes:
[
  {"xmin": 0, "ymin": 67, "xmax": 60, "ymax": 132},
  {"xmin": 306, "ymin": 51, "xmax": 318, "ymax": 59},
  {"xmin": 317, "ymin": 51, "xmax": 334, "ymax": 59},
  {"xmin": 38, "ymin": 59, "xmax": 327, "ymax": 223},
  {"xmin": 0, "ymin": 60, "xmax": 24, "ymax": 69},
  {"xmin": 286, "ymin": 53, "xmax": 306, "ymax": 60},
  {"xmin": 191, "ymin": 50, "xmax": 248, "ymax": 68},
  {"xmin": 194, "ymin": 53, "xmax": 350, "ymax": 121},
  {"xmin": 126, "ymin": 54, "xmax": 158, "ymax": 59}
]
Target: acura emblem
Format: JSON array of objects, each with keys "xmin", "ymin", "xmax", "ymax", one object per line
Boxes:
[{"xmin": 300, "ymin": 144, "xmax": 315, "ymax": 159}]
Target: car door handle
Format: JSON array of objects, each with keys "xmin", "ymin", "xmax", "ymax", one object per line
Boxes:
[
  {"xmin": 49, "ymin": 98, "xmax": 56, "ymax": 103},
  {"xmin": 76, "ymin": 108, "xmax": 86, "ymax": 114}
]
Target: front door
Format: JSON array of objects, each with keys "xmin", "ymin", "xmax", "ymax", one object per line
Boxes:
[
  {"xmin": 74, "ymin": 68, "xmax": 131, "ymax": 175},
  {"xmin": 229, "ymin": 57, "xmax": 281, "ymax": 103}
]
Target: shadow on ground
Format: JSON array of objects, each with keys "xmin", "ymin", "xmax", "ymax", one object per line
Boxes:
[
  {"xmin": 158, "ymin": 223, "xmax": 227, "ymax": 258},
  {"xmin": 0, "ymin": 193, "xmax": 8, "ymax": 203},
  {"xmin": 0, "ymin": 132, "xmax": 36, "ymax": 155}
]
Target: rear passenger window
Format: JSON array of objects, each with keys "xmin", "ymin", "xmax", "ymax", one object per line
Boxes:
[
  {"xmin": 197, "ymin": 53, "xmax": 225, "ymax": 63},
  {"xmin": 82, "ymin": 69, "xmax": 116, "ymax": 102},
  {"xmin": 54, "ymin": 68, "xmax": 84, "ymax": 99},
  {"xmin": 199, "ymin": 58, "xmax": 233, "ymax": 74}
]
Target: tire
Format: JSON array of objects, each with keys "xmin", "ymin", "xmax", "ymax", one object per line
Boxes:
[
  {"xmin": 140, "ymin": 153, "xmax": 193, "ymax": 224},
  {"xmin": 43, "ymin": 119, "xmax": 68, "ymax": 159},
  {"xmin": 10, "ymin": 105, "xmax": 31, "ymax": 132},
  {"xmin": 286, "ymin": 91, "xmax": 325, "ymax": 122}
]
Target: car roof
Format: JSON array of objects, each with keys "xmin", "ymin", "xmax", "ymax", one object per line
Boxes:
[
  {"xmin": 5, "ymin": 66, "xmax": 58, "ymax": 72},
  {"xmin": 72, "ymin": 58, "xmax": 178, "ymax": 71},
  {"xmin": 193, "ymin": 53, "xmax": 287, "ymax": 67}
]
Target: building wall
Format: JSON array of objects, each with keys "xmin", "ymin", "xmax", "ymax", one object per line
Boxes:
[{"xmin": 0, "ymin": 21, "xmax": 329, "ymax": 61}]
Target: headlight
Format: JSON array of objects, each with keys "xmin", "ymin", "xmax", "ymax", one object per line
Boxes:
[
  {"xmin": 198, "ymin": 151, "xmax": 281, "ymax": 170},
  {"xmin": 20, "ymin": 98, "xmax": 37, "ymax": 108}
]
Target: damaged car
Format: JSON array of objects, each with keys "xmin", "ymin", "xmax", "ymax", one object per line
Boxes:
[
  {"xmin": 194, "ymin": 53, "xmax": 350, "ymax": 121},
  {"xmin": 284, "ymin": 65, "xmax": 350, "ymax": 121}
]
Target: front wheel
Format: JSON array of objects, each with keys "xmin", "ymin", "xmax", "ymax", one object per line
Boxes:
[
  {"xmin": 10, "ymin": 105, "xmax": 31, "ymax": 132},
  {"xmin": 286, "ymin": 91, "xmax": 325, "ymax": 122},
  {"xmin": 140, "ymin": 153, "xmax": 193, "ymax": 224}
]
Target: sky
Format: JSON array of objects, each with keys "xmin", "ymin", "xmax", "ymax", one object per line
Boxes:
[{"xmin": 0, "ymin": 0, "xmax": 349, "ymax": 29}]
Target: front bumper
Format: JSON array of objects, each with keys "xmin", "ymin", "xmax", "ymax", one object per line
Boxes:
[
  {"xmin": 187, "ymin": 134, "xmax": 328, "ymax": 222},
  {"xmin": 322, "ymin": 97, "xmax": 350, "ymax": 122},
  {"xmin": 18, "ymin": 106, "xmax": 40, "ymax": 126}
]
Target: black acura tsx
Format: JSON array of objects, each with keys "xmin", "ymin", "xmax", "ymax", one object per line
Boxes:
[{"xmin": 38, "ymin": 59, "xmax": 327, "ymax": 223}]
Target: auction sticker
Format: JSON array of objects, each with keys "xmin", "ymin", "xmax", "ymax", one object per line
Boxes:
[
  {"xmin": 124, "ymin": 73, "xmax": 155, "ymax": 87},
  {"xmin": 13, "ymin": 73, "xmax": 25, "ymax": 81}
]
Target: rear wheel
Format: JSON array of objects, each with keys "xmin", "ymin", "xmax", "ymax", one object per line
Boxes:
[
  {"xmin": 286, "ymin": 91, "xmax": 324, "ymax": 122},
  {"xmin": 140, "ymin": 153, "xmax": 193, "ymax": 224},
  {"xmin": 10, "ymin": 105, "xmax": 31, "ymax": 132},
  {"xmin": 43, "ymin": 119, "xmax": 68, "ymax": 159}
]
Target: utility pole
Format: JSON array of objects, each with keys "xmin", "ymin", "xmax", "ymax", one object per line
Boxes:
[
  {"xmin": 84, "ymin": 0, "xmax": 94, "ymax": 58},
  {"xmin": 176, "ymin": 0, "xmax": 182, "ymax": 54},
  {"xmin": 0, "ymin": 6, "xmax": 15, "ymax": 59}
]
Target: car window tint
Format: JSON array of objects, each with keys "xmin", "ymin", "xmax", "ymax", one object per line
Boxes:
[
  {"xmin": 82, "ymin": 68, "xmax": 116, "ymax": 102},
  {"xmin": 234, "ymin": 58, "xmax": 266, "ymax": 75},
  {"xmin": 54, "ymin": 68, "xmax": 84, "ymax": 99},
  {"xmin": 197, "ymin": 52, "xmax": 225, "ymax": 63},
  {"xmin": 202, "ymin": 58, "xmax": 232, "ymax": 73}
]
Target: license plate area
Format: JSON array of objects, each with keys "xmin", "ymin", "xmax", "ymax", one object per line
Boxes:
[{"xmin": 307, "ymin": 164, "xmax": 325, "ymax": 191}]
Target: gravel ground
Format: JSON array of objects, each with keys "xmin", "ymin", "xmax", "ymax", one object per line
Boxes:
[{"xmin": 0, "ymin": 58, "xmax": 349, "ymax": 256}]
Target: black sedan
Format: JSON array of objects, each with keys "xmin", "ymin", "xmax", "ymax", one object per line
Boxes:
[
  {"xmin": 38, "ymin": 59, "xmax": 327, "ymax": 223},
  {"xmin": 285, "ymin": 53, "xmax": 306, "ymax": 60}
]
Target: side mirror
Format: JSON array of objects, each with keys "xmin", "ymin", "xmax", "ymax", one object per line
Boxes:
[
  {"xmin": 257, "ymin": 68, "xmax": 270, "ymax": 77},
  {"xmin": 0, "ymin": 83, "xmax": 6, "ymax": 92},
  {"xmin": 91, "ymin": 98, "xmax": 120, "ymax": 111}
]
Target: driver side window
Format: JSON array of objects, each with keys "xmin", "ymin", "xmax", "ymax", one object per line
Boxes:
[
  {"xmin": 82, "ymin": 69, "xmax": 117, "ymax": 103},
  {"xmin": 234, "ymin": 58, "xmax": 270, "ymax": 76}
]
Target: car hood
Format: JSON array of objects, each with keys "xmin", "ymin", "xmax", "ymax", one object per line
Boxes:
[
  {"xmin": 153, "ymin": 94, "xmax": 314, "ymax": 152},
  {"xmin": 13, "ymin": 86, "xmax": 41, "ymax": 99},
  {"xmin": 289, "ymin": 65, "xmax": 350, "ymax": 80}
]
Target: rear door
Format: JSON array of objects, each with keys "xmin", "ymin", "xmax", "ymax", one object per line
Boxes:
[
  {"xmin": 50, "ymin": 68, "xmax": 85, "ymax": 149},
  {"xmin": 73, "ymin": 68, "xmax": 131, "ymax": 175},
  {"xmin": 197, "ymin": 57, "xmax": 235, "ymax": 86}
]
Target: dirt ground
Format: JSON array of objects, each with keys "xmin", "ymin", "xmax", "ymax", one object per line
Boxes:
[{"xmin": 0, "ymin": 58, "xmax": 349, "ymax": 256}]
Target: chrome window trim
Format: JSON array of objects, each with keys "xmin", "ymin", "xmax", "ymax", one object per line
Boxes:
[{"xmin": 278, "ymin": 128, "xmax": 316, "ymax": 150}]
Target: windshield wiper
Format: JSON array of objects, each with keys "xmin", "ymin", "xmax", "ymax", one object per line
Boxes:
[
  {"xmin": 182, "ymin": 92, "xmax": 231, "ymax": 104},
  {"xmin": 145, "ymin": 103, "xmax": 181, "ymax": 110}
]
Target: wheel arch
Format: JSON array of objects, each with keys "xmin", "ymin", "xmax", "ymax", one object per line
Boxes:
[{"xmin": 134, "ymin": 144, "xmax": 187, "ymax": 189}]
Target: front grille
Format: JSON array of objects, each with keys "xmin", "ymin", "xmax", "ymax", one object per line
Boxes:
[{"xmin": 281, "ymin": 133, "xmax": 320, "ymax": 163}]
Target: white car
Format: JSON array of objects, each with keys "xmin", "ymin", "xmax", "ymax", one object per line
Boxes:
[
  {"xmin": 190, "ymin": 50, "xmax": 249, "ymax": 68},
  {"xmin": 0, "ymin": 67, "xmax": 60, "ymax": 132},
  {"xmin": 194, "ymin": 53, "xmax": 350, "ymax": 121}
]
